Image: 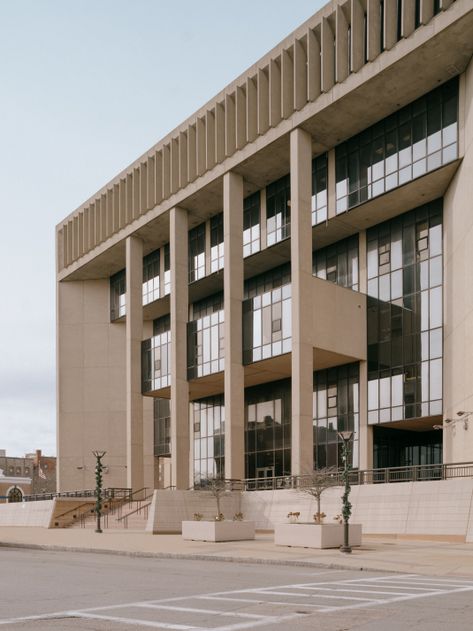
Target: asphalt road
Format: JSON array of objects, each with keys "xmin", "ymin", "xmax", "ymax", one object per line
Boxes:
[{"xmin": 1, "ymin": 548, "xmax": 473, "ymax": 630}]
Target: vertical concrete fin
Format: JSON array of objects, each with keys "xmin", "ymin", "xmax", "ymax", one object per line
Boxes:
[
  {"xmin": 351, "ymin": 0, "xmax": 365, "ymax": 71},
  {"xmin": 206, "ymin": 108, "xmax": 216, "ymax": 169},
  {"xmin": 162, "ymin": 143, "xmax": 171, "ymax": 199},
  {"xmin": 294, "ymin": 37, "xmax": 308, "ymax": 111},
  {"xmin": 420, "ymin": 0, "xmax": 435, "ymax": 24},
  {"xmin": 196, "ymin": 116, "xmax": 206, "ymax": 177},
  {"xmin": 257, "ymin": 67, "xmax": 270, "ymax": 134},
  {"xmin": 336, "ymin": 5, "xmax": 349, "ymax": 83},
  {"xmin": 225, "ymin": 92, "xmax": 236, "ymax": 157},
  {"xmin": 367, "ymin": 0, "xmax": 382, "ymax": 61},
  {"xmin": 187, "ymin": 124, "xmax": 197, "ymax": 183},
  {"xmin": 179, "ymin": 131, "xmax": 188, "ymax": 189},
  {"xmin": 269, "ymin": 57, "xmax": 282, "ymax": 127},
  {"xmin": 147, "ymin": 156, "xmax": 156, "ymax": 210},
  {"xmin": 307, "ymin": 27, "xmax": 321, "ymax": 101},
  {"xmin": 384, "ymin": 0, "xmax": 398, "ymax": 50},
  {"xmin": 215, "ymin": 101, "xmax": 226, "ymax": 163},
  {"xmin": 170, "ymin": 137, "xmax": 179, "ymax": 194},
  {"xmin": 133, "ymin": 168, "xmax": 140, "ymax": 219},
  {"xmin": 155, "ymin": 150, "xmax": 163, "ymax": 203},
  {"xmin": 321, "ymin": 17, "xmax": 335, "ymax": 93},
  {"xmin": 78, "ymin": 213, "xmax": 84, "ymax": 257},
  {"xmin": 402, "ymin": 0, "xmax": 416, "ymax": 38},
  {"xmin": 140, "ymin": 162, "xmax": 148, "ymax": 214},
  {"xmin": 246, "ymin": 76, "xmax": 258, "ymax": 142},
  {"xmin": 236, "ymin": 85, "xmax": 247, "ymax": 150},
  {"xmin": 281, "ymin": 47, "xmax": 294, "ymax": 119}
]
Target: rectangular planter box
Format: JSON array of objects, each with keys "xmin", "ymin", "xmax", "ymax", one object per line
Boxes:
[
  {"xmin": 275, "ymin": 523, "xmax": 362, "ymax": 549},
  {"xmin": 182, "ymin": 520, "xmax": 255, "ymax": 542}
]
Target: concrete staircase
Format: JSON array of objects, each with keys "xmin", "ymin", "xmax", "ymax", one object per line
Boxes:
[{"xmin": 67, "ymin": 499, "xmax": 151, "ymax": 531}]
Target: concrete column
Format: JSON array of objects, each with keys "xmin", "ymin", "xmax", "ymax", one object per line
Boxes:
[
  {"xmin": 358, "ymin": 230, "xmax": 373, "ymax": 471},
  {"xmin": 223, "ymin": 172, "xmax": 245, "ymax": 481},
  {"xmin": 170, "ymin": 207, "xmax": 190, "ymax": 489},
  {"xmin": 126, "ymin": 235, "xmax": 144, "ymax": 491},
  {"xmin": 290, "ymin": 128, "xmax": 314, "ymax": 475}
]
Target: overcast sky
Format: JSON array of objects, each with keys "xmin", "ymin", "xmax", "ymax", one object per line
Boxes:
[{"xmin": 0, "ymin": 0, "xmax": 324, "ymax": 457}]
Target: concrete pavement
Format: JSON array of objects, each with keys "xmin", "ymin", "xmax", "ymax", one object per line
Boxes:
[{"xmin": 1, "ymin": 526, "xmax": 473, "ymax": 578}]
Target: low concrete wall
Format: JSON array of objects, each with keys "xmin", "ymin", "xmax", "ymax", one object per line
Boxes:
[
  {"xmin": 0, "ymin": 499, "xmax": 56, "ymax": 527},
  {"xmin": 147, "ymin": 490, "xmax": 241, "ymax": 533},
  {"xmin": 148, "ymin": 479, "xmax": 473, "ymax": 540},
  {"xmin": 240, "ymin": 479, "xmax": 473, "ymax": 541}
]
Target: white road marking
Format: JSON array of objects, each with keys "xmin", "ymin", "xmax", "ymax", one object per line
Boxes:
[
  {"xmin": 2, "ymin": 573, "xmax": 473, "ymax": 630},
  {"xmin": 134, "ymin": 604, "xmax": 270, "ymax": 619}
]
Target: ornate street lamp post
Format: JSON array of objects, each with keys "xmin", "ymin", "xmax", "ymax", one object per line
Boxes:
[
  {"xmin": 338, "ymin": 431, "xmax": 354, "ymax": 554},
  {"xmin": 92, "ymin": 450, "xmax": 106, "ymax": 533}
]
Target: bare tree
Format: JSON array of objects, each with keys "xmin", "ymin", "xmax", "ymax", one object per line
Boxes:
[
  {"xmin": 205, "ymin": 476, "xmax": 227, "ymax": 520},
  {"xmin": 299, "ymin": 467, "xmax": 339, "ymax": 523}
]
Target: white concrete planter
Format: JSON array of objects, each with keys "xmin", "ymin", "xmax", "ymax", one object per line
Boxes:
[
  {"xmin": 182, "ymin": 520, "xmax": 256, "ymax": 542},
  {"xmin": 274, "ymin": 522, "xmax": 362, "ymax": 549}
]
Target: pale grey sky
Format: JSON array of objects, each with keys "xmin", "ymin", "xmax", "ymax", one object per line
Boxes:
[{"xmin": 0, "ymin": 0, "xmax": 324, "ymax": 457}]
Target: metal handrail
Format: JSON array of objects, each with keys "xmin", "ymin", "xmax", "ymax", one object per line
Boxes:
[
  {"xmin": 239, "ymin": 461, "xmax": 473, "ymax": 491},
  {"xmin": 54, "ymin": 500, "xmax": 95, "ymax": 522},
  {"xmin": 116, "ymin": 501, "xmax": 151, "ymax": 528},
  {"xmin": 24, "ymin": 487, "xmax": 131, "ymax": 502}
]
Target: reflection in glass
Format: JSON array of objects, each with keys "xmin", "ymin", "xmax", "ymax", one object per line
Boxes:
[
  {"xmin": 188, "ymin": 293, "xmax": 224, "ymax": 378},
  {"xmin": 244, "ymin": 192, "xmax": 261, "ymax": 257},
  {"xmin": 313, "ymin": 235, "xmax": 359, "ymax": 291},
  {"xmin": 142, "ymin": 315, "xmax": 171, "ymax": 393},
  {"xmin": 193, "ymin": 395, "xmax": 225, "ymax": 486},
  {"xmin": 266, "ymin": 175, "xmax": 291, "ymax": 246},
  {"xmin": 110, "ymin": 269, "xmax": 126, "ymax": 320}
]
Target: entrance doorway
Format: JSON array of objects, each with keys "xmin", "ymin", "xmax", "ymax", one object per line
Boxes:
[{"xmin": 255, "ymin": 466, "xmax": 275, "ymax": 489}]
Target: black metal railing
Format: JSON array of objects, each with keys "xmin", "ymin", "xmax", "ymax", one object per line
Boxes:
[
  {"xmin": 239, "ymin": 461, "xmax": 473, "ymax": 491},
  {"xmin": 23, "ymin": 487, "xmax": 131, "ymax": 502}
]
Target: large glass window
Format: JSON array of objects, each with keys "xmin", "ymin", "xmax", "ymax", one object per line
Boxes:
[
  {"xmin": 193, "ymin": 395, "xmax": 225, "ymax": 486},
  {"xmin": 244, "ymin": 192, "xmax": 261, "ymax": 257},
  {"xmin": 142, "ymin": 315, "xmax": 171, "ymax": 393},
  {"xmin": 189, "ymin": 223, "xmax": 206, "ymax": 283},
  {"xmin": 336, "ymin": 78, "xmax": 458, "ymax": 214},
  {"xmin": 110, "ymin": 269, "xmax": 126, "ymax": 320},
  {"xmin": 313, "ymin": 364, "xmax": 359, "ymax": 470},
  {"xmin": 243, "ymin": 264, "xmax": 291, "ymax": 364},
  {"xmin": 154, "ymin": 398, "xmax": 171, "ymax": 457},
  {"xmin": 367, "ymin": 200, "xmax": 443, "ymax": 424},
  {"xmin": 313, "ymin": 235, "xmax": 359, "ymax": 291},
  {"xmin": 312, "ymin": 154, "xmax": 328, "ymax": 226},
  {"xmin": 187, "ymin": 293, "xmax": 224, "ymax": 378},
  {"xmin": 142, "ymin": 249, "xmax": 160, "ymax": 305},
  {"xmin": 210, "ymin": 213, "xmax": 224, "ymax": 273},
  {"xmin": 245, "ymin": 379, "xmax": 291, "ymax": 479},
  {"xmin": 266, "ymin": 175, "xmax": 291, "ymax": 246},
  {"xmin": 163, "ymin": 243, "xmax": 170, "ymax": 296}
]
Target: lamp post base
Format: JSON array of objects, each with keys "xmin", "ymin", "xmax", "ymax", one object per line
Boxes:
[{"xmin": 339, "ymin": 544, "xmax": 352, "ymax": 554}]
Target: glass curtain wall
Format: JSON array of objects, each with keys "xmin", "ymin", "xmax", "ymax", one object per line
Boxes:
[
  {"xmin": 187, "ymin": 293, "xmax": 224, "ymax": 378},
  {"xmin": 154, "ymin": 398, "xmax": 171, "ymax": 457},
  {"xmin": 312, "ymin": 154, "xmax": 328, "ymax": 226},
  {"xmin": 189, "ymin": 223, "xmax": 206, "ymax": 282},
  {"xmin": 367, "ymin": 200, "xmax": 443, "ymax": 424},
  {"xmin": 313, "ymin": 364, "xmax": 359, "ymax": 470},
  {"xmin": 163, "ymin": 243, "xmax": 171, "ymax": 296},
  {"xmin": 210, "ymin": 213, "xmax": 224, "ymax": 273},
  {"xmin": 266, "ymin": 175, "xmax": 291, "ymax": 246},
  {"xmin": 142, "ymin": 249, "xmax": 160, "ymax": 305},
  {"xmin": 142, "ymin": 315, "xmax": 171, "ymax": 393},
  {"xmin": 193, "ymin": 395, "xmax": 225, "ymax": 486},
  {"xmin": 243, "ymin": 192, "xmax": 261, "ymax": 257},
  {"xmin": 245, "ymin": 379, "xmax": 291, "ymax": 479},
  {"xmin": 243, "ymin": 264, "xmax": 291, "ymax": 364},
  {"xmin": 110, "ymin": 269, "xmax": 126, "ymax": 320},
  {"xmin": 336, "ymin": 78, "xmax": 458, "ymax": 213},
  {"xmin": 313, "ymin": 235, "xmax": 359, "ymax": 290}
]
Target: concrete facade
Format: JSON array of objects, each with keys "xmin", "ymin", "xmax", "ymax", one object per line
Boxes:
[{"xmin": 56, "ymin": 1, "xmax": 473, "ymax": 495}]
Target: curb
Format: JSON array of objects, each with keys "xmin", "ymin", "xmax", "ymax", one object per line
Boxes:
[{"xmin": 0, "ymin": 541, "xmax": 410, "ymax": 574}]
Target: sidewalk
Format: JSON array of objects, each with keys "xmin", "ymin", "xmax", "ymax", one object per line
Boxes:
[{"xmin": 1, "ymin": 526, "xmax": 473, "ymax": 578}]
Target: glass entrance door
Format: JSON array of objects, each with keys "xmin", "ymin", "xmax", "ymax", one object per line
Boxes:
[{"xmin": 255, "ymin": 466, "xmax": 275, "ymax": 489}]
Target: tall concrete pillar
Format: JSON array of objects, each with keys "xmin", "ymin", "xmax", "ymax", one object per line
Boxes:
[
  {"xmin": 126, "ymin": 235, "xmax": 144, "ymax": 491},
  {"xmin": 170, "ymin": 206, "xmax": 190, "ymax": 489},
  {"xmin": 290, "ymin": 128, "xmax": 314, "ymax": 475},
  {"xmin": 358, "ymin": 229, "xmax": 373, "ymax": 470},
  {"xmin": 223, "ymin": 172, "xmax": 245, "ymax": 481}
]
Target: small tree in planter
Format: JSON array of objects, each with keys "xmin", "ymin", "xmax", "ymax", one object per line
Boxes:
[
  {"xmin": 299, "ymin": 467, "xmax": 339, "ymax": 523},
  {"xmin": 205, "ymin": 476, "xmax": 227, "ymax": 521}
]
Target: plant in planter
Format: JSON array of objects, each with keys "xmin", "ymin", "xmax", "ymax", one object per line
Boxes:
[
  {"xmin": 299, "ymin": 466, "xmax": 338, "ymax": 524},
  {"xmin": 287, "ymin": 511, "xmax": 300, "ymax": 523},
  {"xmin": 233, "ymin": 512, "xmax": 244, "ymax": 521},
  {"xmin": 193, "ymin": 513, "xmax": 203, "ymax": 521},
  {"xmin": 206, "ymin": 476, "xmax": 227, "ymax": 521}
]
